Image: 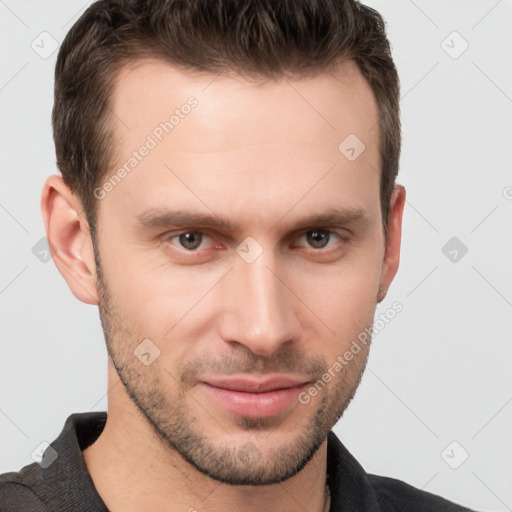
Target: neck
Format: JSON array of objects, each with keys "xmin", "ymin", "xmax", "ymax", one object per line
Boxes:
[{"xmin": 82, "ymin": 372, "xmax": 330, "ymax": 512}]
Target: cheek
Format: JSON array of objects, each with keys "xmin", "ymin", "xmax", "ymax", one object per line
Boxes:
[
  {"xmin": 291, "ymin": 252, "xmax": 382, "ymax": 348},
  {"xmin": 101, "ymin": 245, "xmax": 220, "ymax": 339},
  {"xmin": 309, "ymin": 280, "xmax": 376, "ymax": 338}
]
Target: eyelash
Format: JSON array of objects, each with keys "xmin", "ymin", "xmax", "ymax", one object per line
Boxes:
[{"xmin": 161, "ymin": 229, "xmax": 350, "ymax": 255}]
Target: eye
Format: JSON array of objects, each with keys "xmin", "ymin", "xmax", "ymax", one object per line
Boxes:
[
  {"xmin": 168, "ymin": 231, "xmax": 211, "ymax": 251},
  {"xmin": 295, "ymin": 229, "xmax": 343, "ymax": 250}
]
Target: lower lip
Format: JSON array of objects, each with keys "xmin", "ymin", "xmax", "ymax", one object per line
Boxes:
[{"xmin": 199, "ymin": 382, "xmax": 309, "ymax": 418}]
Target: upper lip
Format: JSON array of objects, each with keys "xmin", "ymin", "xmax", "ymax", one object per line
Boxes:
[{"xmin": 201, "ymin": 375, "xmax": 310, "ymax": 393}]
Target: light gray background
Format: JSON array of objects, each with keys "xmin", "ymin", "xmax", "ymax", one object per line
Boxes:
[{"xmin": 1, "ymin": 1, "xmax": 511, "ymax": 511}]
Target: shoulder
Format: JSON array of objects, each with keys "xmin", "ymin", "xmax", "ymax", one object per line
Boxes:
[
  {"xmin": 368, "ymin": 473, "xmax": 478, "ymax": 512},
  {"xmin": 0, "ymin": 412, "xmax": 108, "ymax": 512},
  {"xmin": 0, "ymin": 463, "xmax": 47, "ymax": 512},
  {"xmin": 325, "ymin": 431, "xmax": 479, "ymax": 511}
]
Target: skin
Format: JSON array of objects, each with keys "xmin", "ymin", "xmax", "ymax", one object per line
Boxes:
[{"xmin": 41, "ymin": 58, "xmax": 405, "ymax": 512}]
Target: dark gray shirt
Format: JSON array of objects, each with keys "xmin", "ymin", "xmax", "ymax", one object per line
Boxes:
[{"xmin": 0, "ymin": 412, "xmax": 476, "ymax": 511}]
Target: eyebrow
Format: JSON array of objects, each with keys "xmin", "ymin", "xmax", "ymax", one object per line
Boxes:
[{"xmin": 135, "ymin": 206, "xmax": 370, "ymax": 233}]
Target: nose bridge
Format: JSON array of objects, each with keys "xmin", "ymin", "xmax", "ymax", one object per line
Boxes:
[{"xmin": 221, "ymin": 245, "xmax": 299, "ymax": 356}]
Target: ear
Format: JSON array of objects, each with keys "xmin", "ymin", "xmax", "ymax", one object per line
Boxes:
[
  {"xmin": 41, "ymin": 175, "xmax": 99, "ymax": 305},
  {"xmin": 378, "ymin": 184, "xmax": 406, "ymax": 303}
]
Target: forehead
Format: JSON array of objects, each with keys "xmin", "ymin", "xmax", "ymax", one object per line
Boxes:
[
  {"xmin": 101, "ymin": 58, "xmax": 381, "ymax": 229},
  {"xmin": 110, "ymin": 57, "xmax": 379, "ymax": 150}
]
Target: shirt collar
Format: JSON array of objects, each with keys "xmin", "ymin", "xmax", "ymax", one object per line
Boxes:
[{"xmin": 43, "ymin": 412, "xmax": 382, "ymax": 511}]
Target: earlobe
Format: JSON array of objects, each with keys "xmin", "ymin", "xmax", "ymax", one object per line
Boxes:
[
  {"xmin": 41, "ymin": 175, "xmax": 99, "ymax": 305},
  {"xmin": 378, "ymin": 184, "xmax": 406, "ymax": 303}
]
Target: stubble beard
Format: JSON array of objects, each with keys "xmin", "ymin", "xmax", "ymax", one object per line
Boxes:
[{"xmin": 95, "ymin": 259, "xmax": 372, "ymax": 486}]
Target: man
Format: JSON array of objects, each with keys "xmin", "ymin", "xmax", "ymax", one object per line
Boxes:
[{"xmin": 0, "ymin": 0, "xmax": 477, "ymax": 510}]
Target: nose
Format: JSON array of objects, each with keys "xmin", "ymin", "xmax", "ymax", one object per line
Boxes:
[{"xmin": 218, "ymin": 248, "xmax": 301, "ymax": 357}]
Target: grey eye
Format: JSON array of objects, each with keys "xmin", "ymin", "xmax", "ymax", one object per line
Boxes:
[
  {"xmin": 306, "ymin": 230, "xmax": 331, "ymax": 249},
  {"xmin": 178, "ymin": 231, "xmax": 203, "ymax": 250}
]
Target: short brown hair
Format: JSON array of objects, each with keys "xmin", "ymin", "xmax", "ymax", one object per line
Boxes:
[{"xmin": 53, "ymin": 0, "xmax": 400, "ymax": 240}]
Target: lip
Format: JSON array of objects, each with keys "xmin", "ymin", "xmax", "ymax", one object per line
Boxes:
[
  {"xmin": 199, "ymin": 375, "xmax": 310, "ymax": 418},
  {"xmin": 202, "ymin": 375, "xmax": 308, "ymax": 393}
]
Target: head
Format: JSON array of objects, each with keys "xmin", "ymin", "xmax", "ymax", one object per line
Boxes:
[{"xmin": 43, "ymin": 0, "xmax": 405, "ymax": 486}]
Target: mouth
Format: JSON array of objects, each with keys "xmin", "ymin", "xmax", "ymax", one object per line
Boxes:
[{"xmin": 198, "ymin": 375, "xmax": 311, "ymax": 418}]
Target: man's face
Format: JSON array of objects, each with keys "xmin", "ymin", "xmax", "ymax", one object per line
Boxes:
[{"xmin": 94, "ymin": 58, "xmax": 389, "ymax": 485}]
